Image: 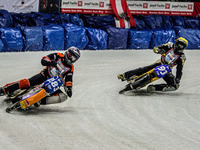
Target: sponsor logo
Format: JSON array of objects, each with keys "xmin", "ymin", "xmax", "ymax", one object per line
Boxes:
[
  {"xmin": 165, "ymin": 3, "xmax": 170, "ymax": 9},
  {"xmin": 172, "ymin": 4, "xmax": 187, "ymax": 9},
  {"xmin": 63, "ymin": 1, "xmax": 78, "ymax": 6},
  {"xmin": 143, "ymin": 3, "xmax": 148, "ymax": 9},
  {"xmin": 99, "ymin": 2, "xmax": 104, "ymax": 7},
  {"xmin": 78, "ymin": 1, "xmax": 83, "ymax": 7},
  {"xmin": 85, "ymin": 2, "xmax": 99, "ymax": 6},
  {"xmin": 188, "ymin": 4, "xmax": 192, "ymax": 10},
  {"xmin": 149, "ymin": 4, "xmax": 164, "ymax": 8},
  {"xmin": 128, "ymin": 3, "xmax": 142, "ymax": 7}
]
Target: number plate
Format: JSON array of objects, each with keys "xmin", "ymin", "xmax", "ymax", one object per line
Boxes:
[
  {"xmin": 154, "ymin": 65, "xmax": 171, "ymax": 78},
  {"xmin": 44, "ymin": 76, "xmax": 63, "ymax": 94}
]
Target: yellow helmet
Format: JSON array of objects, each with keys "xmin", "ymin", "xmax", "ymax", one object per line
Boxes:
[{"xmin": 174, "ymin": 37, "xmax": 188, "ymax": 53}]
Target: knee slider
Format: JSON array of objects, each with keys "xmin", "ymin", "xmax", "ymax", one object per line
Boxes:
[
  {"xmin": 19, "ymin": 79, "xmax": 30, "ymax": 89},
  {"xmin": 44, "ymin": 93, "xmax": 68, "ymax": 105}
]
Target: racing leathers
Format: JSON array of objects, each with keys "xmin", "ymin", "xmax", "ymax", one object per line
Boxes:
[
  {"xmin": 1, "ymin": 52, "xmax": 74, "ymax": 105},
  {"xmin": 120, "ymin": 42, "xmax": 186, "ymax": 91}
]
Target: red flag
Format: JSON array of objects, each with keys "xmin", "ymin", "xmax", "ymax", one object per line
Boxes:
[
  {"xmin": 110, "ymin": 0, "xmax": 136, "ymax": 28},
  {"xmin": 193, "ymin": 2, "xmax": 200, "ymax": 17}
]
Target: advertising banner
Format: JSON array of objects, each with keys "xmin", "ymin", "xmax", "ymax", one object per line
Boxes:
[
  {"xmin": 127, "ymin": 1, "xmax": 194, "ymax": 16},
  {"xmin": 61, "ymin": 0, "xmax": 195, "ymax": 16},
  {"xmin": 0, "ymin": 0, "xmax": 39, "ymax": 13},
  {"xmin": 61, "ymin": 0, "xmax": 113, "ymax": 14}
]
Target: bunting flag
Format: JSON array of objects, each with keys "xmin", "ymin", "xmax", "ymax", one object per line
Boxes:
[
  {"xmin": 193, "ymin": 2, "xmax": 200, "ymax": 17},
  {"xmin": 110, "ymin": 0, "xmax": 136, "ymax": 28}
]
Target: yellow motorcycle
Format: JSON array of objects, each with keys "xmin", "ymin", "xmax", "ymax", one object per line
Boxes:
[{"xmin": 119, "ymin": 64, "xmax": 171, "ymax": 94}]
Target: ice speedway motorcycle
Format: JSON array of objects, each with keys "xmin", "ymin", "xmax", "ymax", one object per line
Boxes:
[
  {"xmin": 119, "ymin": 64, "xmax": 171, "ymax": 94},
  {"xmin": 5, "ymin": 67, "xmax": 64, "ymax": 113}
]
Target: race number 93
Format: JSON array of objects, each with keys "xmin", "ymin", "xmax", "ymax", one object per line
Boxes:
[{"xmin": 155, "ymin": 65, "xmax": 171, "ymax": 78}]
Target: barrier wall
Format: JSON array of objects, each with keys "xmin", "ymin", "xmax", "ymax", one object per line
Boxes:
[{"xmin": 0, "ymin": 10, "xmax": 199, "ymax": 52}]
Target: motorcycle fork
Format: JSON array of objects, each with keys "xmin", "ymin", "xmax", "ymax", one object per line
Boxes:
[
  {"xmin": 130, "ymin": 68, "xmax": 159, "ymax": 89},
  {"xmin": 142, "ymin": 68, "xmax": 159, "ymax": 82}
]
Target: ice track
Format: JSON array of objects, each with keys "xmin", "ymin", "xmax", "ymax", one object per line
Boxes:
[{"xmin": 0, "ymin": 50, "xmax": 200, "ymax": 150}]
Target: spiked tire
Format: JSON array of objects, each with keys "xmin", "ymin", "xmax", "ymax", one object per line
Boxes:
[
  {"xmin": 6, "ymin": 102, "xmax": 20, "ymax": 113},
  {"xmin": 119, "ymin": 84, "xmax": 132, "ymax": 94}
]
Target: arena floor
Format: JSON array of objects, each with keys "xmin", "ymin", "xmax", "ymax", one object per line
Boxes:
[{"xmin": 0, "ymin": 50, "xmax": 199, "ymax": 150}]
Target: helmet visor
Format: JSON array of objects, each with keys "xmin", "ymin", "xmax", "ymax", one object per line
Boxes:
[
  {"xmin": 69, "ymin": 55, "xmax": 78, "ymax": 63},
  {"xmin": 177, "ymin": 43, "xmax": 185, "ymax": 49},
  {"xmin": 65, "ymin": 52, "xmax": 78, "ymax": 64},
  {"xmin": 175, "ymin": 41, "xmax": 186, "ymax": 52}
]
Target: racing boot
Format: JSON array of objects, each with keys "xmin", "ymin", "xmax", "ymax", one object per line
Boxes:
[
  {"xmin": 147, "ymin": 84, "xmax": 178, "ymax": 92},
  {"xmin": 117, "ymin": 74, "xmax": 126, "ymax": 81},
  {"xmin": 0, "ymin": 87, "xmax": 5, "ymax": 96},
  {"xmin": 162, "ymin": 85, "xmax": 178, "ymax": 91}
]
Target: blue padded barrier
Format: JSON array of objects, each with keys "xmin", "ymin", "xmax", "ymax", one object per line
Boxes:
[
  {"xmin": 138, "ymin": 15, "xmax": 163, "ymax": 29},
  {"xmin": 0, "ymin": 28, "xmax": 23, "ymax": 52},
  {"xmin": 43, "ymin": 12, "xmax": 70, "ymax": 25},
  {"xmin": 133, "ymin": 18, "xmax": 147, "ymax": 30},
  {"xmin": 150, "ymin": 28, "xmax": 176, "ymax": 49},
  {"xmin": 11, "ymin": 12, "xmax": 84, "ymax": 28},
  {"xmin": 0, "ymin": 10, "xmax": 199, "ymax": 51},
  {"xmin": 28, "ymin": 13, "xmax": 47, "ymax": 27},
  {"xmin": 0, "ymin": 39, "xmax": 3, "ymax": 52},
  {"xmin": 162, "ymin": 15, "xmax": 174, "ymax": 28},
  {"xmin": 0, "ymin": 10, "xmax": 13, "ymax": 27},
  {"xmin": 42, "ymin": 25, "xmax": 64, "ymax": 50},
  {"xmin": 172, "ymin": 26, "xmax": 185, "ymax": 37},
  {"xmin": 176, "ymin": 29, "xmax": 200, "ymax": 49},
  {"xmin": 62, "ymin": 23, "xmax": 88, "ymax": 50},
  {"xmin": 11, "ymin": 12, "xmax": 47, "ymax": 27},
  {"xmin": 85, "ymin": 28, "xmax": 108, "ymax": 50},
  {"xmin": 40, "ymin": 12, "xmax": 82, "ymax": 26},
  {"xmin": 11, "ymin": 13, "xmax": 34, "ymax": 28},
  {"xmin": 69, "ymin": 14, "xmax": 84, "ymax": 27},
  {"xmin": 106, "ymin": 27, "xmax": 129, "ymax": 49},
  {"xmin": 128, "ymin": 30, "xmax": 152, "ymax": 49},
  {"xmin": 20, "ymin": 26, "xmax": 43, "ymax": 51},
  {"xmin": 184, "ymin": 18, "xmax": 200, "ymax": 29},
  {"xmin": 80, "ymin": 15, "xmax": 115, "ymax": 29},
  {"xmin": 171, "ymin": 15, "xmax": 185, "ymax": 27}
]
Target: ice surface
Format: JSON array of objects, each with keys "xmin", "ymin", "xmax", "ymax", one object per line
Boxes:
[{"xmin": 0, "ymin": 50, "xmax": 200, "ymax": 150}]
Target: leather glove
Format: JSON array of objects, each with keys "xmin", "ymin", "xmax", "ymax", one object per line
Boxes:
[
  {"xmin": 153, "ymin": 47, "xmax": 159, "ymax": 53},
  {"xmin": 65, "ymin": 86, "xmax": 72, "ymax": 98},
  {"xmin": 153, "ymin": 47, "xmax": 165, "ymax": 54},
  {"xmin": 50, "ymin": 60, "xmax": 57, "ymax": 67}
]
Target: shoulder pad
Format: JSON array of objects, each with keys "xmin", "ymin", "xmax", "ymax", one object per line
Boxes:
[
  {"xmin": 71, "ymin": 64, "xmax": 74, "ymax": 72},
  {"xmin": 57, "ymin": 53, "xmax": 64, "ymax": 58}
]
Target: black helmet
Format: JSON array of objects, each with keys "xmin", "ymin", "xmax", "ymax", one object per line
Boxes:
[
  {"xmin": 64, "ymin": 46, "xmax": 80, "ymax": 65},
  {"xmin": 174, "ymin": 37, "xmax": 188, "ymax": 53}
]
